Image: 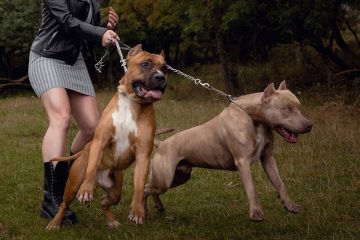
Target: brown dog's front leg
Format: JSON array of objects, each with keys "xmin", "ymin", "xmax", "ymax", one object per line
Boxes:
[
  {"xmin": 128, "ymin": 153, "xmax": 150, "ymax": 224},
  {"xmin": 261, "ymin": 154, "xmax": 301, "ymax": 213},
  {"xmin": 236, "ymin": 158, "xmax": 264, "ymax": 221},
  {"xmin": 77, "ymin": 139, "xmax": 104, "ymax": 203}
]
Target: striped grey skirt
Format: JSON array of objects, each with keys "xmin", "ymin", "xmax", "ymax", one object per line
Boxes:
[{"xmin": 28, "ymin": 51, "xmax": 95, "ymax": 97}]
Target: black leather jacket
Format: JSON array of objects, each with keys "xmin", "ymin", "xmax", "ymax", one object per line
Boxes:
[{"xmin": 31, "ymin": 0, "xmax": 107, "ymax": 65}]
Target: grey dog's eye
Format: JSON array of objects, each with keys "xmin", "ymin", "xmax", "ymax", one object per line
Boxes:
[{"xmin": 284, "ymin": 106, "xmax": 293, "ymax": 112}]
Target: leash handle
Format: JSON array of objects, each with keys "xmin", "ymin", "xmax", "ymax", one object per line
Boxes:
[
  {"xmin": 114, "ymin": 40, "xmax": 127, "ymax": 72},
  {"xmin": 94, "ymin": 39, "xmax": 131, "ymax": 73}
]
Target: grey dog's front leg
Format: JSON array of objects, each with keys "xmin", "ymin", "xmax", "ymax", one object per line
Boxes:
[
  {"xmin": 236, "ymin": 158, "xmax": 264, "ymax": 221},
  {"xmin": 260, "ymin": 154, "xmax": 301, "ymax": 213}
]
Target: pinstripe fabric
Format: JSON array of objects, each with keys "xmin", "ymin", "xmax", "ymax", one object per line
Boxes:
[{"xmin": 28, "ymin": 51, "xmax": 95, "ymax": 97}]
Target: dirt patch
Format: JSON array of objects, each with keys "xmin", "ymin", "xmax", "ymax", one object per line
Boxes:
[{"xmin": 0, "ymin": 222, "xmax": 9, "ymax": 239}]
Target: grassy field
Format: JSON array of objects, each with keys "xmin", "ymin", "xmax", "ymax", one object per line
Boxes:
[{"xmin": 0, "ymin": 76, "xmax": 359, "ymax": 240}]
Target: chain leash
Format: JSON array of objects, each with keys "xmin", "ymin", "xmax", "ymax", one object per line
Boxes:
[
  {"xmin": 94, "ymin": 40, "xmax": 237, "ymax": 104},
  {"xmin": 165, "ymin": 65, "xmax": 237, "ymax": 103}
]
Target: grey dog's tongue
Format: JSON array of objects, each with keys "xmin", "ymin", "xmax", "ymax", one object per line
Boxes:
[{"xmin": 143, "ymin": 90, "xmax": 163, "ymax": 100}]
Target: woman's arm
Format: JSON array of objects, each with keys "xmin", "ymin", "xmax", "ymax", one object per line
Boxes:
[{"xmin": 44, "ymin": 0, "xmax": 107, "ymax": 44}]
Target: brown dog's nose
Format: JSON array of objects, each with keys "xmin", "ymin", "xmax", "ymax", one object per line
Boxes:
[{"xmin": 153, "ymin": 72, "xmax": 165, "ymax": 83}]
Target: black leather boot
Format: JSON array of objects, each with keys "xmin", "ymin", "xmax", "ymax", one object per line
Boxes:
[{"xmin": 40, "ymin": 162, "xmax": 77, "ymax": 224}]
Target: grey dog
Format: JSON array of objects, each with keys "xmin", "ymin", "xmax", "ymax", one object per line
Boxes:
[{"xmin": 145, "ymin": 81, "xmax": 312, "ymax": 221}]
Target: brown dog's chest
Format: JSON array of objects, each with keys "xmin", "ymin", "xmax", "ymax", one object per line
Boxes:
[{"xmin": 101, "ymin": 94, "xmax": 139, "ymax": 170}]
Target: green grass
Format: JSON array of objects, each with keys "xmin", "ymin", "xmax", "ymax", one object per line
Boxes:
[{"xmin": 0, "ymin": 79, "xmax": 359, "ymax": 239}]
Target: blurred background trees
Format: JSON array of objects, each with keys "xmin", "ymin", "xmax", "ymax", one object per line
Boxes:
[{"xmin": 0, "ymin": 0, "xmax": 359, "ymax": 95}]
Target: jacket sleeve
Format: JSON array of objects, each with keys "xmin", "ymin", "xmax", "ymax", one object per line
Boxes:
[{"xmin": 44, "ymin": 0, "xmax": 107, "ymax": 44}]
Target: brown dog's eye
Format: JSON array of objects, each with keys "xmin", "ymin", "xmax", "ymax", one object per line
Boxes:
[{"xmin": 141, "ymin": 61, "xmax": 151, "ymax": 68}]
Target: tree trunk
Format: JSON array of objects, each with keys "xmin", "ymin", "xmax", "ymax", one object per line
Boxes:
[
  {"xmin": 0, "ymin": 47, "xmax": 12, "ymax": 79},
  {"xmin": 213, "ymin": 13, "xmax": 242, "ymax": 95},
  {"xmin": 310, "ymin": 37, "xmax": 349, "ymax": 69},
  {"xmin": 174, "ymin": 36, "xmax": 180, "ymax": 68},
  {"xmin": 332, "ymin": 20, "xmax": 350, "ymax": 52},
  {"xmin": 341, "ymin": 16, "xmax": 360, "ymax": 48}
]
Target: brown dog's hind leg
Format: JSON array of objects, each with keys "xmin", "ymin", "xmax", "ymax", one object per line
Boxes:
[
  {"xmin": 46, "ymin": 152, "xmax": 89, "ymax": 230},
  {"xmin": 101, "ymin": 170, "xmax": 123, "ymax": 228}
]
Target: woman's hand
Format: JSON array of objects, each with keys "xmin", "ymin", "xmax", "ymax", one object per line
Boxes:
[
  {"xmin": 107, "ymin": 7, "xmax": 119, "ymax": 30},
  {"xmin": 102, "ymin": 30, "xmax": 120, "ymax": 48}
]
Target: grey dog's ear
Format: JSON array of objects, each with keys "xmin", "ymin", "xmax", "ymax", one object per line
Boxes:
[
  {"xmin": 262, "ymin": 83, "xmax": 277, "ymax": 103},
  {"xmin": 127, "ymin": 44, "xmax": 143, "ymax": 58},
  {"xmin": 160, "ymin": 50, "xmax": 165, "ymax": 58},
  {"xmin": 278, "ymin": 80, "xmax": 287, "ymax": 90}
]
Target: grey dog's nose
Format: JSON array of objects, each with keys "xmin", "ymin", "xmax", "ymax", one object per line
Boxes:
[
  {"xmin": 304, "ymin": 122, "xmax": 313, "ymax": 133},
  {"xmin": 153, "ymin": 72, "xmax": 165, "ymax": 83}
]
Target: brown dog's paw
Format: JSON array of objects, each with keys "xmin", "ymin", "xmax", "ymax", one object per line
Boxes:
[
  {"xmin": 250, "ymin": 207, "xmax": 264, "ymax": 222},
  {"xmin": 128, "ymin": 205, "xmax": 145, "ymax": 224},
  {"xmin": 46, "ymin": 221, "xmax": 61, "ymax": 231},
  {"xmin": 107, "ymin": 220, "xmax": 121, "ymax": 228},
  {"xmin": 284, "ymin": 201, "xmax": 301, "ymax": 213},
  {"xmin": 76, "ymin": 184, "xmax": 94, "ymax": 203}
]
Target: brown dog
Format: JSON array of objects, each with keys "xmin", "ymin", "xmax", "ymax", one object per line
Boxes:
[
  {"xmin": 46, "ymin": 44, "xmax": 167, "ymax": 230},
  {"xmin": 145, "ymin": 81, "xmax": 312, "ymax": 221}
]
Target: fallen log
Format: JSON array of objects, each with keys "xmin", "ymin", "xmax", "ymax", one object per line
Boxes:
[{"xmin": 0, "ymin": 82, "xmax": 33, "ymax": 93}]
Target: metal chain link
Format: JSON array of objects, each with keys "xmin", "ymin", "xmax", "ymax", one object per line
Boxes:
[{"xmin": 165, "ymin": 65, "xmax": 236, "ymax": 103}]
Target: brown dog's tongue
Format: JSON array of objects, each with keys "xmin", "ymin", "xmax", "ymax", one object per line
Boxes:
[{"xmin": 144, "ymin": 90, "xmax": 163, "ymax": 100}]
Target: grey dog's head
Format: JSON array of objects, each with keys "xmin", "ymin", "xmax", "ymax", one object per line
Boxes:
[{"xmin": 261, "ymin": 81, "xmax": 312, "ymax": 143}]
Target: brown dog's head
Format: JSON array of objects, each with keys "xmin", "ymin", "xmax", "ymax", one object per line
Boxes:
[
  {"xmin": 118, "ymin": 44, "xmax": 167, "ymax": 103},
  {"xmin": 261, "ymin": 81, "xmax": 312, "ymax": 143}
]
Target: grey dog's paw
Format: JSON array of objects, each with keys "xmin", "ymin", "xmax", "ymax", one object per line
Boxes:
[
  {"xmin": 250, "ymin": 208, "xmax": 264, "ymax": 221},
  {"xmin": 284, "ymin": 201, "xmax": 301, "ymax": 213}
]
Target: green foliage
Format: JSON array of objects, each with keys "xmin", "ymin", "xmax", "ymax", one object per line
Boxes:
[{"xmin": 0, "ymin": 0, "xmax": 40, "ymax": 56}]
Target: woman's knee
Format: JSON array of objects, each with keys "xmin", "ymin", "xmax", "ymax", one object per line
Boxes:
[
  {"xmin": 80, "ymin": 118, "xmax": 99, "ymax": 138},
  {"xmin": 49, "ymin": 111, "xmax": 72, "ymax": 132}
]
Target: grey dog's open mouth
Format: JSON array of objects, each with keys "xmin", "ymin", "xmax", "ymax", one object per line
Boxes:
[
  {"xmin": 133, "ymin": 84, "xmax": 163, "ymax": 102},
  {"xmin": 275, "ymin": 127, "xmax": 298, "ymax": 143}
]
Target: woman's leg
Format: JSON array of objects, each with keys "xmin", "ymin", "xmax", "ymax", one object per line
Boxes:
[
  {"xmin": 67, "ymin": 90, "xmax": 100, "ymax": 154},
  {"xmin": 39, "ymin": 88, "xmax": 76, "ymax": 222},
  {"xmin": 41, "ymin": 88, "xmax": 71, "ymax": 162}
]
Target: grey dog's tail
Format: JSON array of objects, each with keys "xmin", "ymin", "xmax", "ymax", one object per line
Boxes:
[{"xmin": 154, "ymin": 128, "xmax": 175, "ymax": 147}]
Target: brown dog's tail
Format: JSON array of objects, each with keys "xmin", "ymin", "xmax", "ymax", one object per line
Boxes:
[
  {"xmin": 155, "ymin": 128, "xmax": 175, "ymax": 136},
  {"xmin": 154, "ymin": 128, "xmax": 175, "ymax": 147},
  {"xmin": 49, "ymin": 151, "xmax": 82, "ymax": 162}
]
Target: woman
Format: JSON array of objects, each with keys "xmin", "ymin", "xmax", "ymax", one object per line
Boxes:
[{"xmin": 28, "ymin": 0, "xmax": 119, "ymax": 223}]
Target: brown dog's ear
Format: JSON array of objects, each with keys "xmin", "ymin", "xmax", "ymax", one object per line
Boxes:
[
  {"xmin": 127, "ymin": 44, "xmax": 143, "ymax": 58},
  {"xmin": 160, "ymin": 50, "xmax": 165, "ymax": 58},
  {"xmin": 278, "ymin": 80, "xmax": 287, "ymax": 90},
  {"xmin": 262, "ymin": 83, "xmax": 277, "ymax": 103}
]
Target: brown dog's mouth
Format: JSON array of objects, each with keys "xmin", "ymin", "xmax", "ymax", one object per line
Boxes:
[
  {"xmin": 275, "ymin": 127, "xmax": 298, "ymax": 144},
  {"xmin": 133, "ymin": 83, "xmax": 164, "ymax": 102}
]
